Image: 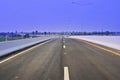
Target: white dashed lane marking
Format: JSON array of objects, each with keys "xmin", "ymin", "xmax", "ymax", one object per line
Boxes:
[
  {"xmin": 64, "ymin": 67, "xmax": 70, "ymax": 80},
  {"xmin": 63, "ymin": 45, "xmax": 66, "ymax": 49}
]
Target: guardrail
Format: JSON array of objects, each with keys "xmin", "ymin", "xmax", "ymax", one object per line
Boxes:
[{"xmin": 0, "ymin": 36, "xmax": 55, "ymax": 57}]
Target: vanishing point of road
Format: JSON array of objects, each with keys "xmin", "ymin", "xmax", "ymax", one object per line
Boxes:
[{"xmin": 0, "ymin": 38, "xmax": 120, "ymax": 80}]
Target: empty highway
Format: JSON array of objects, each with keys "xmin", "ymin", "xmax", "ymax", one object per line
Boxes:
[{"xmin": 0, "ymin": 38, "xmax": 120, "ymax": 80}]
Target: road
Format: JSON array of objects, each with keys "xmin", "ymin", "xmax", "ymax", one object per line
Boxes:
[{"xmin": 0, "ymin": 38, "xmax": 120, "ymax": 80}]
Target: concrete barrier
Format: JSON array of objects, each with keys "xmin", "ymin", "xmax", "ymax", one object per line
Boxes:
[
  {"xmin": 70, "ymin": 36, "xmax": 120, "ymax": 50},
  {"xmin": 0, "ymin": 36, "xmax": 55, "ymax": 57}
]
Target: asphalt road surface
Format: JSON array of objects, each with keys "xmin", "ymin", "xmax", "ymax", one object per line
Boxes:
[{"xmin": 0, "ymin": 38, "xmax": 120, "ymax": 80}]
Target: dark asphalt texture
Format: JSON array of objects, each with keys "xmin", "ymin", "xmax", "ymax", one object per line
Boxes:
[{"xmin": 0, "ymin": 38, "xmax": 120, "ymax": 80}]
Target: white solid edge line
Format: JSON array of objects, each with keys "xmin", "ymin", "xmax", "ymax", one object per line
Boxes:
[
  {"xmin": 0, "ymin": 40, "xmax": 50, "ymax": 64},
  {"xmin": 64, "ymin": 67, "xmax": 70, "ymax": 80}
]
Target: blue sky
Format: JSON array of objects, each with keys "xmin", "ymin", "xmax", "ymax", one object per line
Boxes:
[{"xmin": 0, "ymin": 0, "xmax": 120, "ymax": 32}]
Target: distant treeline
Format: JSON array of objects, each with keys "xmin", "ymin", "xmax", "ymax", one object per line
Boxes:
[
  {"xmin": 0, "ymin": 31, "xmax": 120, "ymax": 37},
  {"xmin": 69, "ymin": 31, "xmax": 120, "ymax": 35},
  {"xmin": 0, "ymin": 31, "xmax": 120, "ymax": 42}
]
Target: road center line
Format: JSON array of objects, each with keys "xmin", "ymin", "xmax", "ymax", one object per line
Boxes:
[
  {"xmin": 63, "ymin": 40, "xmax": 65, "ymax": 43},
  {"xmin": 64, "ymin": 67, "xmax": 70, "ymax": 80},
  {"xmin": 0, "ymin": 40, "xmax": 50, "ymax": 64},
  {"xmin": 63, "ymin": 45, "xmax": 66, "ymax": 49},
  {"xmin": 64, "ymin": 52, "xmax": 67, "ymax": 55}
]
